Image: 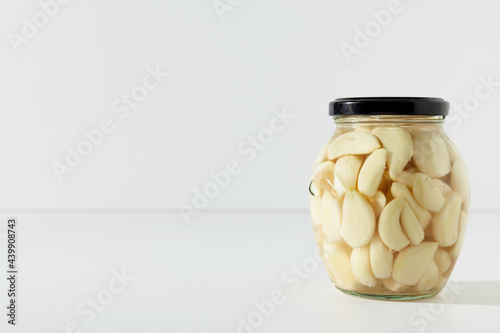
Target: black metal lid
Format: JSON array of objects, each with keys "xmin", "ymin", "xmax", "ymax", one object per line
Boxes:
[{"xmin": 330, "ymin": 97, "xmax": 449, "ymax": 116}]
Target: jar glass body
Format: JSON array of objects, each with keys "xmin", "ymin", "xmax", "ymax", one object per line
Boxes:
[{"xmin": 309, "ymin": 116, "xmax": 470, "ymax": 300}]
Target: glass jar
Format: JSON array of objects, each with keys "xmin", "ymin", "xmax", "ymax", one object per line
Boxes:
[{"xmin": 309, "ymin": 97, "xmax": 470, "ymax": 300}]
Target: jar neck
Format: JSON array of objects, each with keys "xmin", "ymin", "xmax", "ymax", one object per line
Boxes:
[{"xmin": 333, "ymin": 115, "xmax": 445, "ymax": 125}]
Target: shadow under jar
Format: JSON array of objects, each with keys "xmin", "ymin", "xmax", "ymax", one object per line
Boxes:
[{"xmin": 309, "ymin": 97, "xmax": 470, "ymax": 300}]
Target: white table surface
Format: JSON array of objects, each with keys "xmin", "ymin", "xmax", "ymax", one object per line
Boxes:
[{"xmin": 0, "ymin": 210, "xmax": 499, "ymax": 333}]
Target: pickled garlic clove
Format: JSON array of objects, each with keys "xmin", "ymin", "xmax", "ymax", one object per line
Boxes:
[
  {"xmin": 443, "ymin": 135, "xmax": 462, "ymax": 164},
  {"xmin": 340, "ymin": 189, "xmax": 376, "ymax": 248},
  {"xmin": 372, "ymin": 127, "xmax": 413, "ymax": 180},
  {"xmin": 416, "ymin": 260, "xmax": 439, "ymax": 292},
  {"xmin": 370, "ymin": 233, "xmax": 393, "ymax": 279},
  {"xmin": 434, "ymin": 248, "xmax": 451, "ymax": 274},
  {"xmin": 333, "ymin": 155, "xmax": 363, "ymax": 194},
  {"xmin": 400, "ymin": 202, "xmax": 424, "ymax": 245},
  {"xmin": 392, "ymin": 242, "xmax": 438, "ymax": 285},
  {"xmin": 436, "ymin": 275, "xmax": 448, "ymax": 290},
  {"xmin": 378, "ymin": 197, "xmax": 410, "ymax": 252},
  {"xmin": 324, "ymin": 242, "xmax": 357, "ymax": 290},
  {"xmin": 354, "ymin": 125, "xmax": 375, "ymax": 133},
  {"xmin": 382, "ymin": 278, "xmax": 409, "ymax": 292},
  {"xmin": 327, "ymin": 131, "xmax": 381, "ymax": 160},
  {"xmin": 314, "ymin": 133, "xmax": 336, "ymax": 165},
  {"xmin": 310, "ymin": 160, "xmax": 337, "ymax": 197},
  {"xmin": 391, "ymin": 182, "xmax": 432, "ymax": 229},
  {"xmin": 391, "ymin": 170, "xmax": 416, "ymax": 189},
  {"xmin": 311, "ymin": 160, "xmax": 335, "ymax": 179},
  {"xmin": 450, "ymin": 160, "xmax": 470, "ymax": 204},
  {"xmin": 310, "ymin": 194, "xmax": 323, "ymax": 227},
  {"xmin": 431, "ymin": 178, "xmax": 453, "ymax": 196},
  {"xmin": 351, "ymin": 244, "xmax": 377, "ymax": 287},
  {"xmin": 432, "ymin": 192, "xmax": 461, "ymax": 247},
  {"xmin": 412, "ymin": 173, "xmax": 445, "ymax": 212},
  {"xmin": 412, "ymin": 132, "xmax": 451, "ymax": 178},
  {"xmin": 313, "ymin": 228, "xmax": 324, "ymax": 248},
  {"xmin": 358, "ymin": 148, "xmax": 387, "ymax": 197},
  {"xmin": 447, "ymin": 211, "xmax": 468, "ymax": 259},
  {"xmin": 322, "ymin": 192, "xmax": 343, "ymax": 244},
  {"xmin": 368, "ymin": 190, "xmax": 386, "ymax": 218}
]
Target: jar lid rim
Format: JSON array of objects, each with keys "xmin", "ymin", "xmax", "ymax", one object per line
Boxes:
[{"xmin": 330, "ymin": 97, "xmax": 449, "ymax": 116}]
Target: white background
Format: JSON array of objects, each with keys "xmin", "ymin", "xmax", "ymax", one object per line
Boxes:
[
  {"xmin": 1, "ymin": 212, "xmax": 500, "ymax": 333},
  {"xmin": 1, "ymin": 0, "xmax": 500, "ymax": 212},
  {"xmin": 1, "ymin": 1, "xmax": 500, "ymax": 333}
]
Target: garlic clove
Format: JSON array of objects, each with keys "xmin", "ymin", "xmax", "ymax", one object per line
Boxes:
[
  {"xmin": 324, "ymin": 242, "xmax": 357, "ymax": 290},
  {"xmin": 401, "ymin": 202, "xmax": 425, "ymax": 245},
  {"xmin": 334, "ymin": 155, "xmax": 363, "ymax": 195},
  {"xmin": 434, "ymin": 248, "xmax": 451, "ymax": 274},
  {"xmin": 392, "ymin": 242, "xmax": 438, "ymax": 285},
  {"xmin": 322, "ymin": 192, "xmax": 343, "ymax": 244},
  {"xmin": 340, "ymin": 189, "xmax": 376, "ymax": 248},
  {"xmin": 416, "ymin": 260, "xmax": 439, "ymax": 292},
  {"xmin": 450, "ymin": 160, "xmax": 470, "ymax": 204},
  {"xmin": 351, "ymin": 244, "xmax": 377, "ymax": 287},
  {"xmin": 378, "ymin": 197, "xmax": 410, "ymax": 251},
  {"xmin": 432, "ymin": 192, "xmax": 461, "ymax": 247},
  {"xmin": 358, "ymin": 148, "xmax": 387, "ymax": 197},
  {"xmin": 412, "ymin": 132, "xmax": 451, "ymax": 178},
  {"xmin": 412, "ymin": 173, "xmax": 446, "ymax": 212},
  {"xmin": 447, "ymin": 211, "xmax": 468, "ymax": 259},
  {"xmin": 391, "ymin": 182, "xmax": 432, "ymax": 229},
  {"xmin": 370, "ymin": 232, "xmax": 393, "ymax": 279},
  {"xmin": 372, "ymin": 127, "xmax": 413, "ymax": 179},
  {"xmin": 368, "ymin": 190, "xmax": 386, "ymax": 218},
  {"xmin": 327, "ymin": 131, "xmax": 381, "ymax": 160}
]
